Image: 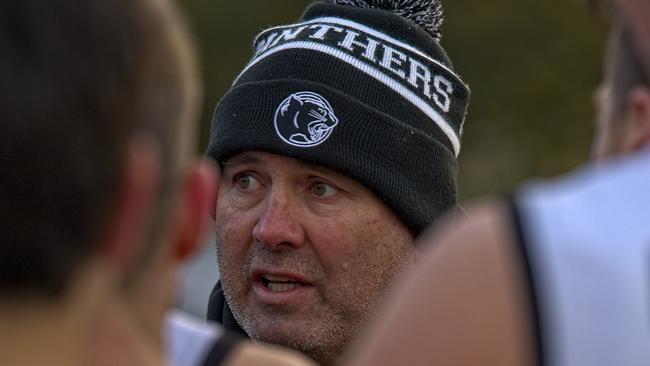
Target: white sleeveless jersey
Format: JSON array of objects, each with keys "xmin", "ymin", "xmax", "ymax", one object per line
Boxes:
[
  {"xmin": 165, "ymin": 310, "xmax": 224, "ymax": 366},
  {"xmin": 515, "ymin": 149, "xmax": 650, "ymax": 366}
]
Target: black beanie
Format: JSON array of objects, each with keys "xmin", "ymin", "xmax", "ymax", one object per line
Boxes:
[{"xmin": 207, "ymin": 0, "xmax": 470, "ymax": 235}]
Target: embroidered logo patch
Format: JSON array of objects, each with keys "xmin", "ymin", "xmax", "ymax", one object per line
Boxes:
[{"xmin": 274, "ymin": 91, "xmax": 338, "ymax": 147}]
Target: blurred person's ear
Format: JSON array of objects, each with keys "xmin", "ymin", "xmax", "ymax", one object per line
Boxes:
[
  {"xmin": 102, "ymin": 134, "xmax": 162, "ymax": 272},
  {"xmin": 209, "ymin": 162, "xmax": 220, "ymax": 221},
  {"xmin": 171, "ymin": 159, "xmax": 219, "ymax": 262},
  {"xmin": 623, "ymin": 86, "xmax": 650, "ymax": 152}
]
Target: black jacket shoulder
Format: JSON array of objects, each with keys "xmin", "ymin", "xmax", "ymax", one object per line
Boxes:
[{"xmin": 206, "ymin": 280, "xmax": 248, "ymax": 337}]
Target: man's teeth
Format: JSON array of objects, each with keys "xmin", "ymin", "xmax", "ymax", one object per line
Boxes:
[
  {"xmin": 261, "ymin": 274, "xmax": 305, "ymax": 291},
  {"xmin": 266, "ymin": 282, "xmax": 302, "ymax": 292},
  {"xmin": 263, "ymin": 274, "xmax": 294, "ymax": 282}
]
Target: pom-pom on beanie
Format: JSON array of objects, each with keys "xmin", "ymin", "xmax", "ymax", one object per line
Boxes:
[{"xmin": 207, "ymin": 0, "xmax": 470, "ymax": 235}]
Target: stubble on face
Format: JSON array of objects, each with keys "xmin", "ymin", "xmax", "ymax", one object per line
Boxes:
[{"xmin": 216, "ymin": 213, "xmax": 415, "ymax": 365}]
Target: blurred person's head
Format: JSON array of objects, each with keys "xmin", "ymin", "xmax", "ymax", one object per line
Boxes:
[
  {"xmin": 615, "ymin": 0, "xmax": 650, "ymax": 74},
  {"xmin": 592, "ymin": 4, "xmax": 650, "ymax": 159},
  {"xmin": 0, "ymin": 0, "xmax": 213, "ymax": 363},
  {"xmin": 206, "ymin": 0, "xmax": 469, "ymax": 364}
]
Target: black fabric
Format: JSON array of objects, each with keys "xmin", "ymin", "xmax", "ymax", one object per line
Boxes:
[
  {"xmin": 206, "ymin": 1, "xmax": 469, "ymax": 235},
  {"xmin": 235, "ymin": 51, "xmax": 461, "ymax": 155},
  {"xmin": 508, "ymin": 197, "xmax": 545, "ymax": 366},
  {"xmin": 246, "ymin": 6, "xmax": 469, "ymax": 141},
  {"xmin": 209, "ymin": 81, "xmax": 456, "ymax": 234},
  {"xmin": 207, "ymin": 281, "xmax": 248, "ymax": 337},
  {"xmin": 305, "ymin": 2, "xmax": 453, "ymax": 68},
  {"xmin": 200, "ymin": 328, "xmax": 246, "ymax": 366}
]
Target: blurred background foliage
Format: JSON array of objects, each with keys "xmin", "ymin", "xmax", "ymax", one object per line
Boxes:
[{"xmin": 179, "ymin": 0, "xmax": 607, "ymax": 199}]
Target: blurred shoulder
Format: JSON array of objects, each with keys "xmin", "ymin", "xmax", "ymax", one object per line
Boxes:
[
  {"xmin": 345, "ymin": 198, "xmax": 535, "ymax": 366},
  {"xmin": 418, "ymin": 198, "xmax": 515, "ymax": 262}
]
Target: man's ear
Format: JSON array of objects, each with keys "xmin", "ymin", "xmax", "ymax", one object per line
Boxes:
[
  {"xmin": 102, "ymin": 135, "xmax": 162, "ymax": 272},
  {"xmin": 172, "ymin": 159, "xmax": 219, "ymax": 262},
  {"xmin": 625, "ymin": 86, "xmax": 650, "ymax": 151}
]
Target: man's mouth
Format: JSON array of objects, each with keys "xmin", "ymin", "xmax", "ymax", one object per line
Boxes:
[
  {"xmin": 260, "ymin": 274, "xmax": 306, "ymax": 292},
  {"xmin": 252, "ymin": 270, "xmax": 314, "ymax": 305}
]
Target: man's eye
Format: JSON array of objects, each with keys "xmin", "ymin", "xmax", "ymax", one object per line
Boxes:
[
  {"xmin": 234, "ymin": 173, "xmax": 261, "ymax": 191},
  {"xmin": 310, "ymin": 181, "xmax": 338, "ymax": 198}
]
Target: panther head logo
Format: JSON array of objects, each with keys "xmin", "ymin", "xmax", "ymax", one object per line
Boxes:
[{"xmin": 274, "ymin": 91, "xmax": 338, "ymax": 147}]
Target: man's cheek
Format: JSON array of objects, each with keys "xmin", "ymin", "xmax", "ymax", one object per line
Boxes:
[
  {"xmin": 216, "ymin": 229, "xmax": 244, "ymax": 281},
  {"xmin": 311, "ymin": 221, "xmax": 354, "ymax": 260},
  {"xmin": 216, "ymin": 211, "xmax": 247, "ymax": 250}
]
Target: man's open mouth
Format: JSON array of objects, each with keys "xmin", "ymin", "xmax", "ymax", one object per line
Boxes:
[{"xmin": 260, "ymin": 274, "xmax": 307, "ymax": 292}]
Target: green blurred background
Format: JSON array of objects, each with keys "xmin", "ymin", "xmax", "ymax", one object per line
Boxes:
[{"xmin": 179, "ymin": 0, "xmax": 607, "ymax": 199}]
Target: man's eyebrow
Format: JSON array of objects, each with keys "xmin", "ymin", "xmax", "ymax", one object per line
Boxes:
[{"xmin": 221, "ymin": 154, "xmax": 261, "ymax": 169}]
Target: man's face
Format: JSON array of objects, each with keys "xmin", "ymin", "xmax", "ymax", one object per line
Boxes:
[{"xmin": 215, "ymin": 151, "xmax": 414, "ymax": 363}]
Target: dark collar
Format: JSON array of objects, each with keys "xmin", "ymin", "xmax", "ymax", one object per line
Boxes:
[{"xmin": 206, "ymin": 280, "xmax": 248, "ymax": 337}]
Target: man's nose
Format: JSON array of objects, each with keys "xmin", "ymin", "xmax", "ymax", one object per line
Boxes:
[{"xmin": 252, "ymin": 190, "xmax": 305, "ymax": 250}]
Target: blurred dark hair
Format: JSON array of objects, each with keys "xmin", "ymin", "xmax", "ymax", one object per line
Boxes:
[
  {"xmin": 0, "ymin": 0, "xmax": 197, "ymax": 298},
  {"xmin": 607, "ymin": 20, "xmax": 650, "ymax": 118},
  {"xmin": 584, "ymin": 0, "xmax": 649, "ymax": 117}
]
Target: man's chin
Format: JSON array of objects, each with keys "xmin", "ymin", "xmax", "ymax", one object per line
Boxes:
[
  {"xmin": 247, "ymin": 316, "xmax": 324, "ymax": 347},
  {"xmin": 250, "ymin": 318, "xmax": 310, "ymax": 344},
  {"xmin": 255, "ymin": 323, "xmax": 346, "ymax": 366},
  {"xmin": 254, "ymin": 328, "xmax": 322, "ymax": 360},
  {"xmin": 233, "ymin": 301, "xmax": 341, "ymax": 358},
  {"xmin": 241, "ymin": 313, "xmax": 348, "ymax": 365}
]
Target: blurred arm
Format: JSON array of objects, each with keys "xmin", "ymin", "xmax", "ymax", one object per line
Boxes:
[{"xmin": 345, "ymin": 200, "xmax": 536, "ymax": 366}]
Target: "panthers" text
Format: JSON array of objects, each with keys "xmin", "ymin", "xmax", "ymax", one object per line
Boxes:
[{"xmin": 253, "ymin": 20, "xmax": 455, "ymax": 114}]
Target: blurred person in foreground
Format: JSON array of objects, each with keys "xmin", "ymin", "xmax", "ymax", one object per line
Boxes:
[
  {"xmin": 616, "ymin": 0, "xmax": 650, "ymax": 71},
  {"xmin": 204, "ymin": 0, "xmax": 470, "ymax": 364},
  {"xmin": 0, "ymin": 1, "xmax": 314, "ymax": 365},
  {"xmin": 345, "ymin": 0, "xmax": 650, "ymax": 365}
]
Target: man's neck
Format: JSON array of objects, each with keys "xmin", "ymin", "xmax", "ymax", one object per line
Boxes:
[
  {"xmin": 88, "ymin": 297, "xmax": 165, "ymax": 366},
  {"xmin": 0, "ymin": 300, "xmax": 84, "ymax": 366},
  {"xmin": 0, "ymin": 297, "xmax": 166, "ymax": 366}
]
